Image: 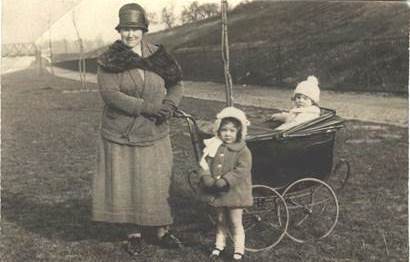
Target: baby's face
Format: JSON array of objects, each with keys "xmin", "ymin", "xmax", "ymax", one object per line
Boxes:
[{"xmin": 293, "ymin": 94, "xmax": 313, "ymax": 108}]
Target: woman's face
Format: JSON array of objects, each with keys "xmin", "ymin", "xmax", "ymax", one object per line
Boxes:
[{"xmin": 119, "ymin": 28, "xmax": 144, "ymax": 48}]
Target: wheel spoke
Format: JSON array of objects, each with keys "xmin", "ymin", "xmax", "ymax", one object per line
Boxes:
[
  {"xmin": 295, "ymin": 213, "xmax": 311, "ymax": 227},
  {"xmin": 282, "ymin": 178, "xmax": 339, "ymax": 243},
  {"xmin": 244, "ymin": 185, "xmax": 289, "ymax": 252}
]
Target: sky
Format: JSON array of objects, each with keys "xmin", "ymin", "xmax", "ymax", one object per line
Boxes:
[
  {"xmin": 2, "ymin": 0, "xmax": 81, "ymax": 44},
  {"xmin": 2, "ymin": 0, "xmax": 244, "ymax": 45}
]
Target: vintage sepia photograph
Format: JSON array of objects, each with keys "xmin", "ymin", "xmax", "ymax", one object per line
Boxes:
[{"xmin": 1, "ymin": 0, "xmax": 408, "ymax": 261}]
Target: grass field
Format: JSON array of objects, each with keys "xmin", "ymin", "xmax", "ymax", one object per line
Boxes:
[{"xmin": 1, "ymin": 69, "xmax": 408, "ymax": 261}]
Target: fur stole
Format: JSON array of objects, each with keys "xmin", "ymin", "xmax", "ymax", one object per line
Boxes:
[{"xmin": 97, "ymin": 40, "xmax": 183, "ymax": 88}]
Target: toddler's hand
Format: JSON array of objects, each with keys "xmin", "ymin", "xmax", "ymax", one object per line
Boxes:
[
  {"xmin": 200, "ymin": 175, "xmax": 215, "ymax": 188},
  {"xmin": 214, "ymin": 178, "xmax": 229, "ymax": 191}
]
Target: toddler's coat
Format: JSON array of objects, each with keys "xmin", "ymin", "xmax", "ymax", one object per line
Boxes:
[
  {"xmin": 199, "ymin": 107, "xmax": 253, "ymax": 208},
  {"xmin": 201, "ymin": 141, "xmax": 253, "ymax": 207}
]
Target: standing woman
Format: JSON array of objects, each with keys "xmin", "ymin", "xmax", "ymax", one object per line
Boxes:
[{"xmin": 92, "ymin": 3, "xmax": 184, "ymax": 254}]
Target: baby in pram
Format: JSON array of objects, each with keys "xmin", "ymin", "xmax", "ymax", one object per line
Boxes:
[{"xmin": 271, "ymin": 76, "xmax": 321, "ymax": 130}]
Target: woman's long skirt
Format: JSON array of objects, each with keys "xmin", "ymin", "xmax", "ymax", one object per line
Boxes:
[{"xmin": 92, "ymin": 135, "xmax": 173, "ymax": 226}]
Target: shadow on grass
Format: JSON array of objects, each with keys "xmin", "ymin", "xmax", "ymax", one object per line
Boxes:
[
  {"xmin": 2, "ymin": 190, "xmax": 214, "ymax": 246},
  {"xmin": 2, "ymin": 191, "xmax": 126, "ymax": 242}
]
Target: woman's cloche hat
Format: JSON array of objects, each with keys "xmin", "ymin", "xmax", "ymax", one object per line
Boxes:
[{"xmin": 115, "ymin": 3, "xmax": 149, "ymax": 32}]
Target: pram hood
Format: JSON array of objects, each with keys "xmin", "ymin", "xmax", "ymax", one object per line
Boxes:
[
  {"xmin": 281, "ymin": 107, "xmax": 344, "ymax": 138},
  {"xmin": 246, "ymin": 107, "xmax": 344, "ymax": 141}
]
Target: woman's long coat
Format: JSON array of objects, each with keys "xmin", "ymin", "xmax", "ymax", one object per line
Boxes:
[
  {"xmin": 92, "ymin": 40, "xmax": 183, "ymax": 226},
  {"xmin": 98, "ymin": 41, "xmax": 183, "ymax": 146}
]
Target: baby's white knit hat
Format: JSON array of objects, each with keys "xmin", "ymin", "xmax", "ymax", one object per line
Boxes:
[{"xmin": 293, "ymin": 76, "xmax": 320, "ymax": 104}]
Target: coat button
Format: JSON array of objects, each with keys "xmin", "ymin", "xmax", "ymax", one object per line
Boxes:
[
  {"xmin": 220, "ymin": 153, "xmax": 224, "ymax": 157},
  {"xmin": 217, "ymin": 164, "xmax": 222, "ymax": 168}
]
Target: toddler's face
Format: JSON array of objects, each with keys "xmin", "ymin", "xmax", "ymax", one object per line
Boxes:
[
  {"xmin": 219, "ymin": 122, "xmax": 238, "ymax": 144},
  {"xmin": 293, "ymin": 94, "xmax": 313, "ymax": 108}
]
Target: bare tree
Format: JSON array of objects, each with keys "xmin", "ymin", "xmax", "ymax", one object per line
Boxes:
[
  {"xmin": 47, "ymin": 16, "xmax": 55, "ymax": 75},
  {"xmin": 72, "ymin": 10, "xmax": 87, "ymax": 89},
  {"xmin": 181, "ymin": 1, "xmax": 201, "ymax": 24},
  {"xmin": 147, "ymin": 12, "xmax": 159, "ymax": 25},
  {"xmin": 161, "ymin": 7, "xmax": 176, "ymax": 29},
  {"xmin": 199, "ymin": 3, "xmax": 219, "ymax": 18},
  {"xmin": 234, "ymin": 0, "xmax": 253, "ymax": 11},
  {"xmin": 63, "ymin": 39, "xmax": 69, "ymax": 53},
  {"xmin": 181, "ymin": 1, "xmax": 219, "ymax": 24}
]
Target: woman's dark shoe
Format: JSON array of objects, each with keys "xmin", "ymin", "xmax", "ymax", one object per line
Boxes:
[
  {"xmin": 127, "ymin": 235, "xmax": 144, "ymax": 256},
  {"xmin": 158, "ymin": 232, "xmax": 183, "ymax": 249}
]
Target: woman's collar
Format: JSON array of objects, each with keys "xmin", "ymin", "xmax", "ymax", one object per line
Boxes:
[{"xmin": 141, "ymin": 39, "xmax": 159, "ymax": 58}]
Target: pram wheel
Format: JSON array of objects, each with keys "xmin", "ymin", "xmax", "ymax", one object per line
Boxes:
[
  {"xmin": 282, "ymin": 178, "xmax": 339, "ymax": 243},
  {"xmin": 244, "ymin": 185, "xmax": 289, "ymax": 252}
]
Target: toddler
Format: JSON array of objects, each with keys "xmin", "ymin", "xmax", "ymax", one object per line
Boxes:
[
  {"xmin": 271, "ymin": 76, "xmax": 321, "ymax": 130},
  {"xmin": 199, "ymin": 107, "xmax": 253, "ymax": 261}
]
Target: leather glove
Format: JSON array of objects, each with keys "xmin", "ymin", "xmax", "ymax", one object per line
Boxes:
[
  {"xmin": 214, "ymin": 178, "xmax": 229, "ymax": 192},
  {"xmin": 155, "ymin": 100, "xmax": 177, "ymax": 125}
]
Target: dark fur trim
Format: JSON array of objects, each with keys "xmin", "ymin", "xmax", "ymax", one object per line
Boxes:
[{"xmin": 97, "ymin": 40, "xmax": 183, "ymax": 88}]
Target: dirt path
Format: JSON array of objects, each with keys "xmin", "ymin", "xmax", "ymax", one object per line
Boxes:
[
  {"xmin": 1, "ymin": 56, "xmax": 36, "ymax": 74},
  {"xmin": 47, "ymin": 67, "xmax": 408, "ymax": 127},
  {"xmin": 2, "ymin": 64, "xmax": 407, "ymax": 127}
]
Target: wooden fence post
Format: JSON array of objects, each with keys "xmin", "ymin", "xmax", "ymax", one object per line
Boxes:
[
  {"xmin": 365, "ymin": 39, "xmax": 370, "ymax": 90},
  {"xmin": 36, "ymin": 48, "xmax": 43, "ymax": 75}
]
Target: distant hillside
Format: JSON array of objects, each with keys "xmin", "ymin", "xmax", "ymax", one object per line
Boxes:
[
  {"xmin": 145, "ymin": 1, "xmax": 409, "ymax": 93},
  {"xmin": 55, "ymin": 1, "xmax": 409, "ymax": 93},
  {"xmin": 147, "ymin": 1, "xmax": 407, "ymax": 49}
]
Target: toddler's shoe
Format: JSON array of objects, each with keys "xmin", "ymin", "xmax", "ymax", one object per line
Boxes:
[
  {"xmin": 232, "ymin": 252, "xmax": 244, "ymax": 261},
  {"xmin": 209, "ymin": 247, "xmax": 224, "ymax": 261}
]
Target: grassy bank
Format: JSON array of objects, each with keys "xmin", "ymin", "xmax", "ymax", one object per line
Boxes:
[{"xmin": 1, "ymin": 69, "xmax": 408, "ymax": 261}]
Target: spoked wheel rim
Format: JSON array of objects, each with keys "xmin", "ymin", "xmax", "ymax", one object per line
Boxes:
[
  {"xmin": 282, "ymin": 178, "xmax": 339, "ymax": 243},
  {"xmin": 244, "ymin": 185, "xmax": 289, "ymax": 252}
]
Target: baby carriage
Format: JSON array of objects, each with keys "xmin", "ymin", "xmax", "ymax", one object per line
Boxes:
[{"xmin": 175, "ymin": 107, "xmax": 350, "ymax": 252}]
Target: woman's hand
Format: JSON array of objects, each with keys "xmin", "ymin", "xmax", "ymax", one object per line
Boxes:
[{"xmin": 154, "ymin": 100, "xmax": 177, "ymax": 124}]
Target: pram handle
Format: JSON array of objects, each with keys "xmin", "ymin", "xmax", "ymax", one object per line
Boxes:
[{"xmin": 174, "ymin": 109, "xmax": 203, "ymax": 163}]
